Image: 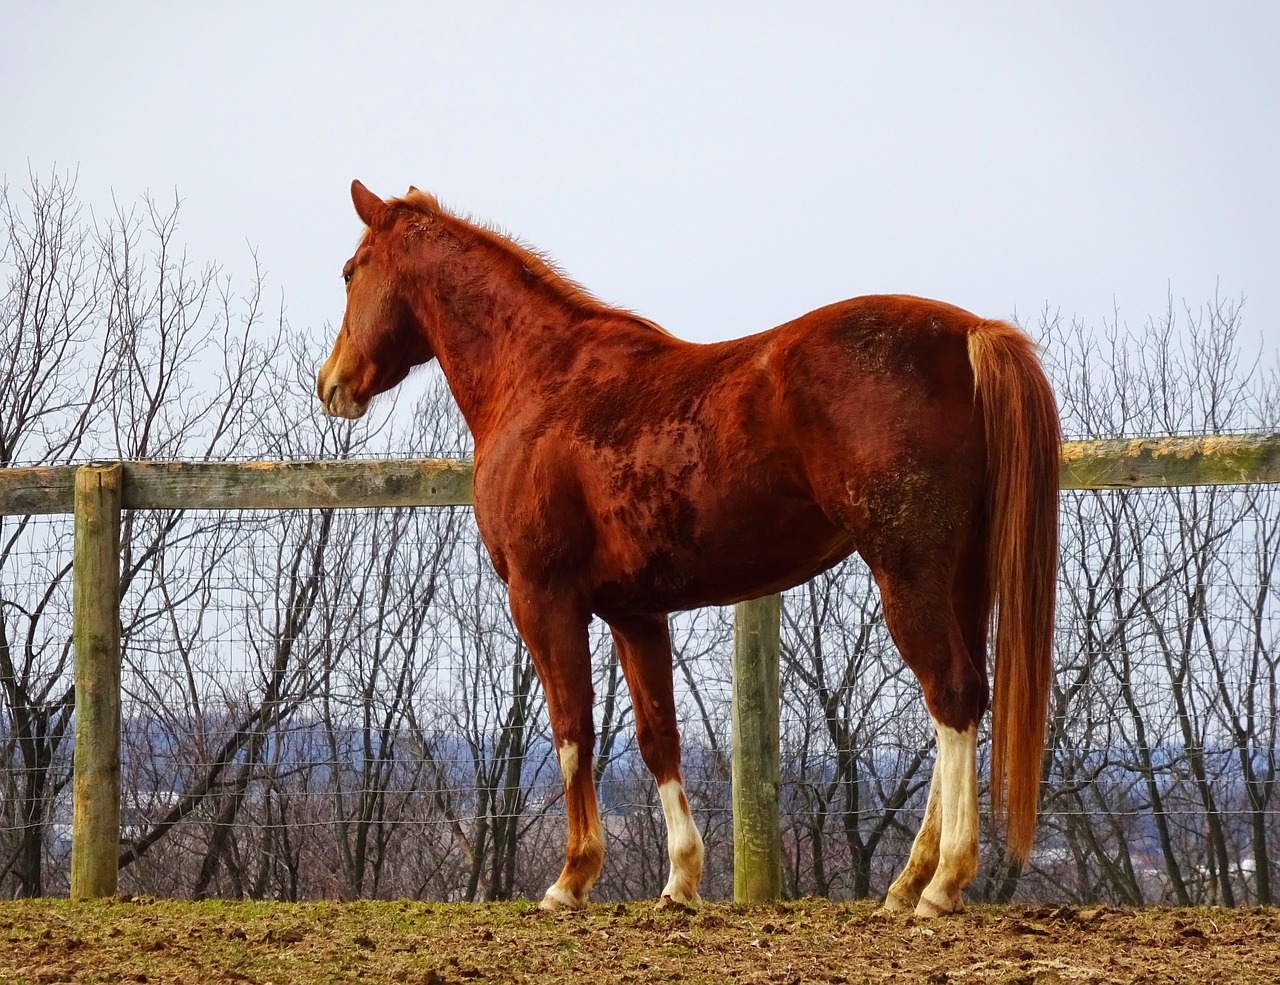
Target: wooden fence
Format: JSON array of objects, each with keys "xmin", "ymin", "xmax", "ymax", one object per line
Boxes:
[{"xmin": 1, "ymin": 434, "xmax": 1278, "ymax": 902}]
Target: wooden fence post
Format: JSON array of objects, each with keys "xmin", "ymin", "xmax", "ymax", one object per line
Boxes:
[
  {"xmin": 732, "ymin": 592, "xmax": 783, "ymax": 901},
  {"xmin": 70, "ymin": 463, "xmax": 123, "ymax": 899}
]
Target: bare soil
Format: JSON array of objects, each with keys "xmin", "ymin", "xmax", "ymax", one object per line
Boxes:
[{"xmin": 2, "ymin": 897, "xmax": 1278, "ymax": 984}]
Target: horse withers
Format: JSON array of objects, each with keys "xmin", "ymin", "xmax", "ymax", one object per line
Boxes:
[{"xmin": 317, "ymin": 180, "xmax": 1060, "ymax": 917}]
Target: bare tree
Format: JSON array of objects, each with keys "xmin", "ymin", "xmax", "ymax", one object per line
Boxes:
[
  {"xmin": 6, "ymin": 173, "xmax": 1280, "ymax": 907},
  {"xmin": 778, "ymin": 563, "xmax": 932, "ymax": 900},
  {"xmin": 0, "ymin": 171, "xmax": 109, "ymax": 896}
]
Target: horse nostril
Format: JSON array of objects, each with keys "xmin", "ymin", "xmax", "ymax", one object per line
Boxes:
[{"xmin": 325, "ymin": 384, "xmax": 340, "ymax": 412}]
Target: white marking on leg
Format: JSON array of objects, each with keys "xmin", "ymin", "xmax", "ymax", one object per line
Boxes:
[
  {"xmin": 542, "ymin": 742, "xmax": 600, "ymax": 909},
  {"xmin": 657, "ymin": 779, "xmax": 704, "ymax": 905},
  {"xmin": 884, "ymin": 755, "xmax": 943, "ymax": 911},
  {"xmin": 558, "ymin": 741, "xmax": 579, "ymax": 788},
  {"xmin": 540, "ymin": 884, "xmax": 586, "ymax": 910},
  {"xmin": 917, "ymin": 720, "xmax": 979, "ymax": 917}
]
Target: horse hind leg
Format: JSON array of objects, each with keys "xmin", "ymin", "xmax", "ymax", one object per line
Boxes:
[
  {"xmin": 883, "ymin": 754, "xmax": 944, "ymax": 912},
  {"xmin": 874, "ymin": 567, "xmax": 986, "ymax": 917},
  {"xmin": 610, "ymin": 614, "xmax": 704, "ymax": 907},
  {"xmin": 507, "ymin": 588, "xmax": 604, "ymax": 910},
  {"xmin": 914, "ymin": 721, "xmax": 979, "ymax": 917}
]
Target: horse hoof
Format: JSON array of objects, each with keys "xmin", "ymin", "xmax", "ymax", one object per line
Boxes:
[
  {"xmin": 656, "ymin": 893, "xmax": 700, "ymax": 913},
  {"xmin": 915, "ymin": 892, "xmax": 962, "ymax": 918},
  {"xmin": 540, "ymin": 886, "xmax": 587, "ymax": 911},
  {"xmin": 880, "ymin": 891, "xmax": 917, "ymax": 914}
]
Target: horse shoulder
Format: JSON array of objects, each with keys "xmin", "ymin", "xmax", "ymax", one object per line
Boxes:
[{"xmin": 472, "ymin": 433, "xmax": 595, "ymax": 585}]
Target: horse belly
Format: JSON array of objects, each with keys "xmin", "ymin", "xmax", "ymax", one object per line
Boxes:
[{"xmin": 590, "ymin": 488, "xmax": 853, "ymax": 616}]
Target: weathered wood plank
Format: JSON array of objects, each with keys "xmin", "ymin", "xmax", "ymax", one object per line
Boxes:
[
  {"xmin": 119, "ymin": 459, "xmax": 475, "ymax": 510},
  {"xmin": 0, "ymin": 459, "xmax": 475, "ymax": 514},
  {"xmin": 2, "ymin": 434, "xmax": 1279, "ymax": 517},
  {"xmin": 0, "ymin": 465, "xmax": 79, "ymax": 514},
  {"xmin": 70, "ymin": 464, "xmax": 123, "ymax": 899},
  {"xmin": 732, "ymin": 593, "xmax": 783, "ymax": 902},
  {"xmin": 1059, "ymin": 434, "xmax": 1280, "ymax": 489}
]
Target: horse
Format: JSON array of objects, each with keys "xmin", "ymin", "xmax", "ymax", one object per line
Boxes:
[{"xmin": 317, "ymin": 180, "xmax": 1060, "ymax": 917}]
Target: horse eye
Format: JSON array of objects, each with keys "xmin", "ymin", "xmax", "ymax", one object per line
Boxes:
[{"xmin": 343, "ymin": 270, "xmax": 353, "ymax": 284}]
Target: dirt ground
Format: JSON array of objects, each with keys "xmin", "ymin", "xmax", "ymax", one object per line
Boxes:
[{"xmin": 2, "ymin": 897, "xmax": 1279, "ymax": 984}]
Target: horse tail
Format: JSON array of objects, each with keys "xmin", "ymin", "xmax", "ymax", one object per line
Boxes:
[{"xmin": 968, "ymin": 321, "xmax": 1060, "ymax": 863}]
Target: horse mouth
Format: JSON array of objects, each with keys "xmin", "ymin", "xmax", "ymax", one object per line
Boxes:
[{"xmin": 320, "ymin": 382, "xmax": 368, "ymax": 420}]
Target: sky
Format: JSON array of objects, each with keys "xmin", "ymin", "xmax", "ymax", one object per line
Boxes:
[{"xmin": 3, "ymin": 3, "xmax": 1278, "ymax": 364}]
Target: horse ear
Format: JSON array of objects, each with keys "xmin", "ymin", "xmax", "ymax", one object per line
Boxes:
[
  {"xmin": 407, "ymin": 185, "xmax": 420, "ymax": 195},
  {"xmin": 351, "ymin": 180, "xmax": 385, "ymax": 226}
]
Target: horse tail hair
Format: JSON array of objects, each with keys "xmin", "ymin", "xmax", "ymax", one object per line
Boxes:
[{"xmin": 968, "ymin": 320, "xmax": 1060, "ymax": 864}]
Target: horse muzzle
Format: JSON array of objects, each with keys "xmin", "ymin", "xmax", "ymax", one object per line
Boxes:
[{"xmin": 317, "ymin": 377, "xmax": 369, "ymax": 420}]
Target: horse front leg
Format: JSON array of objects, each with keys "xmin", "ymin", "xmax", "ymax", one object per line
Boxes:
[
  {"xmin": 610, "ymin": 614, "xmax": 704, "ymax": 907},
  {"xmin": 508, "ymin": 589, "xmax": 603, "ymax": 910}
]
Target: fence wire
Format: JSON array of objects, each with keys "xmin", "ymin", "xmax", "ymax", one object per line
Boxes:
[{"xmin": 2, "ymin": 482, "xmax": 1278, "ymax": 905}]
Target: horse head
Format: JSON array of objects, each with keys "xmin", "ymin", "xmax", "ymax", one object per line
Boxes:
[{"xmin": 316, "ymin": 180, "xmax": 436, "ymax": 419}]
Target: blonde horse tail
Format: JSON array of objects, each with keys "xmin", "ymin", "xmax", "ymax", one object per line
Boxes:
[{"xmin": 968, "ymin": 321, "xmax": 1060, "ymax": 863}]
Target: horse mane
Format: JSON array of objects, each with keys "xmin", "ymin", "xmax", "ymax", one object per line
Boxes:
[{"xmin": 391, "ymin": 188, "xmax": 671, "ymax": 337}]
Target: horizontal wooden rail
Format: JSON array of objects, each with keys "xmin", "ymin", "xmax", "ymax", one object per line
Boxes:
[
  {"xmin": 1059, "ymin": 434, "xmax": 1280, "ymax": 489},
  {"xmin": 0, "ymin": 459, "xmax": 474, "ymax": 515},
  {"xmin": 1, "ymin": 434, "xmax": 1278, "ymax": 516}
]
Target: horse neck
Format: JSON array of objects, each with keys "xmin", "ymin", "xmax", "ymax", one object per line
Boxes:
[{"xmin": 414, "ymin": 240, "xmax": 588, "ymax": 443}]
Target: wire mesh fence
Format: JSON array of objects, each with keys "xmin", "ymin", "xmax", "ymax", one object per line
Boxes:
[
  {"xmin": 3, "ymin": 167, "xmax": 1278, "ymax": 905},
  {"xmin": 2, "ymin": 479, "xmax": 1278, "ymax": 905}
]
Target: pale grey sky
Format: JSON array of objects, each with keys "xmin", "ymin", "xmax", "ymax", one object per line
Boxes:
[{"xmin": 4, "ymin": 3, "xmax": 1277, "ymax": 357}]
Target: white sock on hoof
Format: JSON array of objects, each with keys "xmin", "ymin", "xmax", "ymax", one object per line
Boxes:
[
  {"xmin": 657, "ymin": 780, "xmax": 704, "ymax": 903},
  {"xmin": 541, "ymin": 885, "xmax": 586, "ymax": 910}
]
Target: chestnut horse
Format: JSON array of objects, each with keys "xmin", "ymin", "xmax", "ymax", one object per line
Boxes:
[{"xmin": 317, "ymin": 181, "xmax": 1060, "ymax": 917}]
